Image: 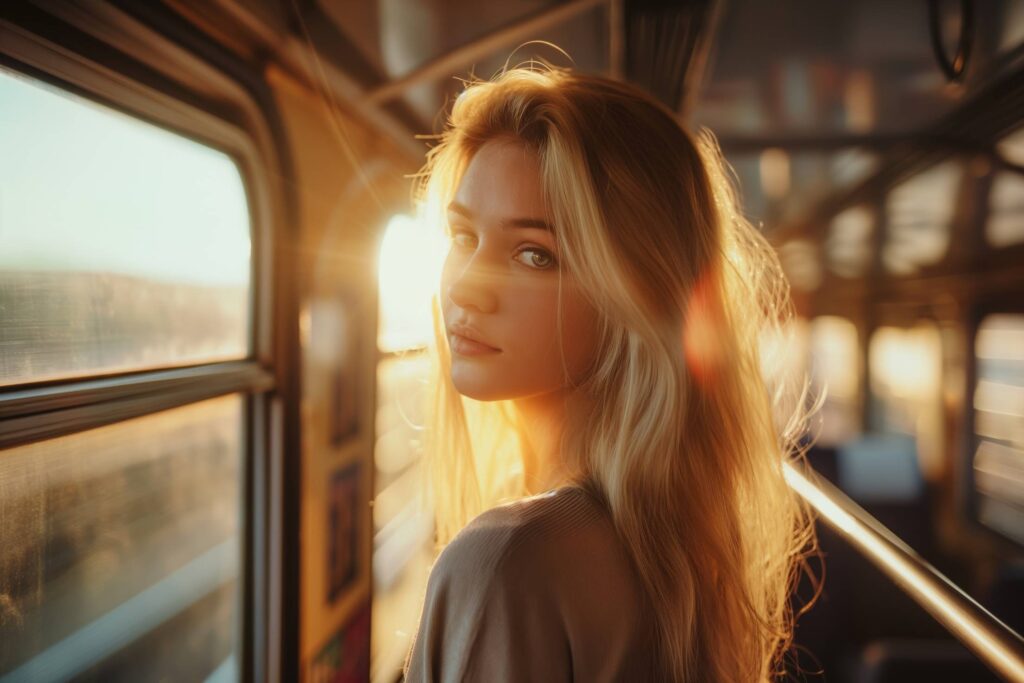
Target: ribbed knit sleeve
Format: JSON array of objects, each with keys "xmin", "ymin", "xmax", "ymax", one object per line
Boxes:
[
  {"xmin": 403, "ymin": 518, "xmax": 572, "ymax": 681},
  {"xmin": 403, "ymin": 486, "xmax": 659, "ymax": 683}
]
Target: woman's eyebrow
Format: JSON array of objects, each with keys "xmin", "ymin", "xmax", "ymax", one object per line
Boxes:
[{"xmin": 447, "ymin": 202, "xmax": 553, "ymax": 232}]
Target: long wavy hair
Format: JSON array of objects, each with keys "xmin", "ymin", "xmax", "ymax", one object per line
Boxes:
[{"xmin": 411, "ymin": 65, "xmax": 819, "ymax": 682}]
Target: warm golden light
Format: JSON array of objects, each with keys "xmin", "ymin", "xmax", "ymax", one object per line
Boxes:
[
  {"xmin": 811, "ymin": 317, "xmax": 859, "ymax": 401},
  {"xmin": 809, "ymin": 316, "xmax": 861, "ymax": 445},
  {"xmin": 870, "ymin": 326, "xmax": 941, "ymax": 401},
  {"xmin": 977, "ymin": 315, "xmax": 1024, "ymax": 361},
  {"xmin": 868, "ymin": 324, "xmax": 944, "ymax": 477},
  {"xmin": 376, "ymin": 214, "xmax": 448, "ymax": 353},
  {"xmin": 682, "ymin": 271, "xmax": 725, "ymax": 385}
]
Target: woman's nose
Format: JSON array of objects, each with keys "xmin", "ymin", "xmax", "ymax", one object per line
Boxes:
[{"xmin": 446, "ymin": 257, "xmax": 499, "ymax": 314}]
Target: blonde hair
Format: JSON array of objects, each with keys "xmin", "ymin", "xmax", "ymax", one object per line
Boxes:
[{"xmin": 413, "ymin": 65, "xmax": 819, "ymax": 682}]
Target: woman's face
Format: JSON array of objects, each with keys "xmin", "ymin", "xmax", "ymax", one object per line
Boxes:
[{"xmin": 440, "ymin": 140, "xmax": 600, "ymax": 401}]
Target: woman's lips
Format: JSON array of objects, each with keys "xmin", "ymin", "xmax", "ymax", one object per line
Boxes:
[{"xmin": 450, "ymin": 332, "xmax": 501, "ymax": 356}]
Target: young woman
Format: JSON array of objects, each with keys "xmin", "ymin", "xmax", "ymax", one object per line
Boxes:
[{"xmin": 402, "ymin": 64, "xmax": 818, "ymax": 682}]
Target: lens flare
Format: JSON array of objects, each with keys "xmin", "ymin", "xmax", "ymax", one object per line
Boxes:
[{"xmin": 682, "ymin": 271, "xmax": 724, "ymax": 386}]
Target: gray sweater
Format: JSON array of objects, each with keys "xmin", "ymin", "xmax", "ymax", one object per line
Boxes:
[{"xmin": 403, "ymin": 485, "xmax": 661, "ymax": 682}]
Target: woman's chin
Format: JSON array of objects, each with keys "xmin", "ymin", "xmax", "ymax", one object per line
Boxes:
[
  {"xmin": 450, "ymin": 371, "xmax": 510, "ymax": 402},
  {"xmin": 451, "ymin": 382, "xmax": 504, "ymax": 402}
]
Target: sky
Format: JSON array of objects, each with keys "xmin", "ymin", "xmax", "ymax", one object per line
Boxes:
[{"xmin": 0, "ymin": 67, "xmax": 251, "ymax": 287}]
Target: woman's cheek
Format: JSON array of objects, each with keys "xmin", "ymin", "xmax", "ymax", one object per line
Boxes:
[
  {"xmin": 506, "ymin": 287, "xmax": 563, "ymax": 381},
  {"xmin": 559, "ymin": 293, "xmax": 601, "ymax": 382}
]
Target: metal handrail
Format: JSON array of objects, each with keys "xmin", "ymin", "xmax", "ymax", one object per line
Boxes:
[{"xmin": 783, "ymin": 462, "xmax": 1024, "ymax": 683}]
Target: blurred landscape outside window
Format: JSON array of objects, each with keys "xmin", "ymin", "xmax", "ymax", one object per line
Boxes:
[
  {"xmin": 371, "ymin": 214, "xmax": 443, "ymax": 683},
  {"xmin": 988, "ymin": 127, "xmax": 1024, "ymax": 248},
  {"xmin": 0, "ymin": 67, "xmax": 251, "ymax": 387},
  {"xmin": 777, "ymin": 239, "xmax": 823, "ymax": 293},
  {"xmin": 883, "ymin": 162, "xmax": 960, "ymax": 276},
  {"xmin": 868, "ymin": 324, "xmax": 944, "ymax": 481},
  {"xmin": 0, "ymin": 395, "xmax": 243, "ymax": 681},
  {"xmin": 810, "ymin": 316, "xmax": 862, "ymax": 447},
  {"xmin": 727, "ymin": 148, "xmax": 878, "ymax": 232},
  {"xmin": 826, "ymin": 206, "xmax": 874, "ymax": 278},
  {"xmin": 973, "ymin": 314, "xmax": 1024, "ymax": 545},
  {"xmin": 0, "ymin": 65, "xmax": 254, "ymax": 682},
  {"xmin": 752, "ymin": 314, "xmax": 864, "ymax": 449},
  {"xmin": 759, "ymin": 317, "xmax": 811, "ymax": 438}
]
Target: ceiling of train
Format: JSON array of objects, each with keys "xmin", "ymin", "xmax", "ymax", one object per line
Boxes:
[{"xmin": 230, "ymin": 0, "xmax": 1024, "ymax": 235}]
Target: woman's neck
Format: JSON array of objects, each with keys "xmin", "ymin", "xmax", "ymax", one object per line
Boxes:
[{"xmin": 512, "ymin": 389, "xmax": 575, "ymax": 495}]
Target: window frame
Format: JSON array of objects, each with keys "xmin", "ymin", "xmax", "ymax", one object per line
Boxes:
[{"xmin": 0, "ymin": 5, "xmax": 297, "ymax": 681}]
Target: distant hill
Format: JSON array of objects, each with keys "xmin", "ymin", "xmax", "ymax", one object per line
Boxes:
[{"xmin": 0, "ymin": 270, "xmax": 249, "ymax": 385}]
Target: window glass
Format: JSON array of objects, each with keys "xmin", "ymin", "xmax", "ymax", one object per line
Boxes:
[
  {"xmin": 809, "ymin": 316, "xmax": 861, "ymax": 446},
  {"xmin": 973, "ymin": 314, "xmax": 1024, "ymax": 545},
  {"xmin": 883, "ymin": 162, "xmax": 960, "ymax": 275},
  {"xmin": 826, "ymin": 206, "xmax": 873, "ymax": 278},
  {"xmin": 376, "ymin": 214, "xmax": 446, "ymax": 353},
  {"xmin": 372, "ymin": 354, "xmax": 434, "ymax": 681},
  {"xmin": 759, "ymin": 317, "xmax": 811, "ymax": 437},
  {"xmin": 729, "ymin": 155, "xmax": 768, "ymax": 224},
  {"xmin": 987, "ymin": 128, "xmax": 1024, "ymax": 248},
  {"xmin": 0, "ymin": 395, "xmax": 243, "ymax": 680},
  {"xmin": 777, "ymin": 240, "xmax": 822, "ymax": 292},
  {"xmin": 868, "ymin": 324, "xmax": 944, "ymax": 479},
  {"xmin": 0, "ymin": 67, "xmax": 251, "ymax": 386},
  {"xmin": 723, "ymin": 149, "xmax": 877, "ymax": 232},
  {"xmin": 988, "ymin": 173, "xmax": 1024, "ymax": 247},
  {"xmin": 372, "ymin": 210, "xmax": 439, "ymax": 677}
]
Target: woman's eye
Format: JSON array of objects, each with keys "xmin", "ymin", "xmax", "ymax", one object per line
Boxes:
[{"xmin": 514, "ymin": 247, "xmax": 556, "ymax": 270}]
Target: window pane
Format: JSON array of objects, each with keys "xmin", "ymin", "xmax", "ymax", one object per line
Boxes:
[
  {"xmin": 987, "ymin": 172, "xmax": 1024, "ymax": 248},
  {"xmin": 810, "ymin": 316, "xmax": 861, "ymax": 446},
  {"xmin": 376, "ymin": 214, "xmax": 446, "ymax": 353},
  {"xmin": 777, "ymin": 240, "xmax": 822, "ymax": 292},
  {"xmin": 0, "ymin": 67, "xmax": 251, "ymax": 387},
  {"xmin": 0, "ymin": 395, "xmax": 244, "ymax": 680},
  {"xmin": 987, "ymin": 128, "xmax": 1024, "ymax": 248},
  {"xmin": 973, "ymin": 314, "xmax": 1024, "ymax": 545},
  {"xmin": 868, "ymin": 323, "xmax": 944, "ymax": 479},
  {"xmin": 883, "ymin": 161, "xmax": 960, "ymax": 275},
  {"xmin": 372, "ymin": 353, "xmax": 434, "ymax": 682},
  {"xmin": 826, "ymin": 206, "xmax": 873, "ymax": 278}
]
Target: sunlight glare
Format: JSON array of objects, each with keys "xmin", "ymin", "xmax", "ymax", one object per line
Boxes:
[{"xmin": 377, "ymin": 214, "xmax": 447, "ymax": 353}]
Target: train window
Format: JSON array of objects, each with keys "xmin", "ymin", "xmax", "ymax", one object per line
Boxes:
[
  {"xmin": 760, "ymin": 317, "xmax": 811, "ymax": 431},
  {"xmin": 883, "ymin": 161, "xmax": 960, "ymax": 275},
  {"xmin": 0, "ymin": 394, "xmax": 243, "ymax": 680},
  {"xmin": 372, "ymin": 214, "xmax": 440, "ymax": 678},
  {"xmin": 372, "ymin": 352, "xmax": 434, "ymax": 680},
  {"xmin": 777, "ymin": 240, "xmax": 822, "ymax": 292},
  {"xmin": 809, "ymin": 316, "xmax": 861, "ymax": 446},
  {"xmin": 826, "ymin": 205, "xmax": 874, "ymax": 278},
  {"xmin": 773, "ymin": 150, "xmax": 878, "ymax": 225},
  {"xmin": 868, "ymin": 323, "xmax": 944, "ymax": 479},
  {"xmin": 973, "ymin": 314, "xmax": 1024, "ymax": 545},
  {"xmin": 987, "ymin": 127, "xmax": 1024, "ymax": 248},
  {"xmin": 729, "ymin": 149, "xmax": 877, "ymax": 230},
  {"xmin": 376, "ymin": 214, "xmax": 444, "ymax": 353},
  {"xmin": 0, "ymin": 67, "xmax": 252, "ymax": 387},
  {"xmin": 729, "ymin": 155, "xmax": 767, "ymax": 224}
]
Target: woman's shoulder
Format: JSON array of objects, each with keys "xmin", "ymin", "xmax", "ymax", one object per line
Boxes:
[
  {"xmin": 431, "ymin": 484, "xmax": 648, "ymax": 621},
  {"xmin": 436, "ymin": 485, "xmax": 615, "ymax": 576},
  {"xmin": 413, "ymin": 485, "xmax": 656, "ymax": 680}
]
